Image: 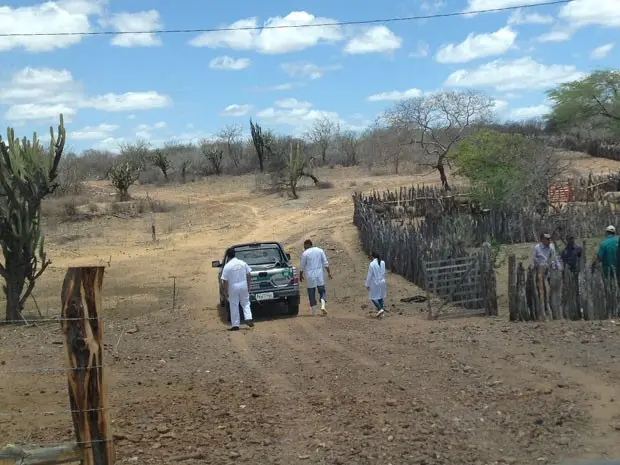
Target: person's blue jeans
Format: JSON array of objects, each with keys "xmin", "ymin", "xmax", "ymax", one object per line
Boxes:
[
  {"xmin": 307, "ymin": 285, "xmax": 326, "ymax": 307},
  {"xmin": 372, "ymin": 298, "xmax": 384, "ymax": 310}
]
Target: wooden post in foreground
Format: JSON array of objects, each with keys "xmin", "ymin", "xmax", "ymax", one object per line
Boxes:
[{"xmin": 61, "ymin": 266, "xmax": 114, "ymax": 465}]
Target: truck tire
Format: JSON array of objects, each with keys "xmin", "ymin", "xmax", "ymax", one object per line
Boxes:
[{"xmin": 287, "ymin": 296, "xmax": 300, "ymax": 316}]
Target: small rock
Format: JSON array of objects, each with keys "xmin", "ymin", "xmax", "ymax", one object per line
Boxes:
[
  {"xmin": 229, "ymin": 451, "xmax": 240, "ymax": 458},
  {"xmin": 386, "ymin": 399, "xmax": 397, "ymax": 407}
]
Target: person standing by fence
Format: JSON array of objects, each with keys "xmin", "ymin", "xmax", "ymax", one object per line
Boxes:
[
  {"xmin": 592, "ymin": 225, "xmax": 618, "ymax": 280},
  {"xmin": 530, "ymin": 232, "xmax": 561, "ymax": 272},
  {"xmin": 561, "ymin": 235, "xmax": 582, "ymax": 273},
  {"xmin": 299, "ymin": 239, "xmax": 332, "ymax": 316},
  {"xmin": 561, "ymin": 235, "xmax": 583, "ymax": 308},
  {"xmin": 365, "ymin": 252, "xmax": 387, "ymax": 318}
]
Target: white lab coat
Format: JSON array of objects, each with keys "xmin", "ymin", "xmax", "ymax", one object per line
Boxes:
[
  {"xmin": 300, "ymin": 246, "xmax": 329, "ymax": 288},
  {"xmin": 365, "ymin": 258, "xmax": 387, "ymax": 301}
]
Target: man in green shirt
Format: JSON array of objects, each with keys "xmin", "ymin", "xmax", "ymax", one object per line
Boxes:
[{"xmin": 593, "ymin": 225, "xmax": 618, "ymax": 279}]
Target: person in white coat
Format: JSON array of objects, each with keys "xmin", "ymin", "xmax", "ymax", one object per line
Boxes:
[
  {"xmin": 221, "ymin": 248, "xmax": 254, "ymax": 331},
  {"xmin": 365, "ymin": 251, "xmax": 387, "ymax": 318},
  {"xmin": 299, "ymin": 239, "xmax": 332, "ymax": 316}
]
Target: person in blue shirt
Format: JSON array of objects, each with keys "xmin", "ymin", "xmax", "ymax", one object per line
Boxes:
[
  {"xmin": 561, "ymin": 235, "xmax": 582, "ymax": 273},
  {"xmin": 592, "ymin": 225, "xmax": 618, "ymax": 279}
]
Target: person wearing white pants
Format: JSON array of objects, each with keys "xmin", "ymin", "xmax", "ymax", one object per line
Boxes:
[{"xmin": 221, "ymin": 248, "xmax": 254, "ymax": 331}]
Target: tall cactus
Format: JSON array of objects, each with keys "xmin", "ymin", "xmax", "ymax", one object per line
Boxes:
[{"xmin": 0, "ymin": 114, "xmax": 66, "ymax": 323}]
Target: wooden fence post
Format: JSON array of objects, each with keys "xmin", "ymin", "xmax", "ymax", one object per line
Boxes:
[
  {"xmin": 508, "ymin": 254, "xmax": 516, "ymax": 321},
  {"xmin": 61, "ymin": 266, "xmax": 114, "ymax": 465}
]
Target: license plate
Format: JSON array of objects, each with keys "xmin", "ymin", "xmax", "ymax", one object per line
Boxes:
[{"xmin": 255, "ymin": 292, "xmax": 274, "ymax": 301}]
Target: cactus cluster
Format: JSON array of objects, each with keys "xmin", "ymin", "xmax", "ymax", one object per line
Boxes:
[
  {"xmin": 108, "ymin": 162, "xmax": 140, "ymax": 201},
  {"xmin": 0, "ymin": 114, "xmax": 66, "ymax": 322}
]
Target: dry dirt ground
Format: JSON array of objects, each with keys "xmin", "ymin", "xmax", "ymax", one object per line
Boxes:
[{"xmin": 3, "ymin": 156, "xmax": 620, "ymax": 465}]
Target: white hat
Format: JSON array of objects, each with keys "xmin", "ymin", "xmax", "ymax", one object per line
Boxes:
[{"xmin": 606, "ymin": 225, "xmax": 616, "ymax": 233}]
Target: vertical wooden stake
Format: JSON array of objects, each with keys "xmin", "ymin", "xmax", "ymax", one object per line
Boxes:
[
  {"xmin": 172, "ymin": 277, "xmax": 177, "ymax": 310},
  {"xmin": 61, "ymin": 266, "xmax": 114, "ymax": 465},
  {"xmin": 508, "ymin": 254, "xmax": 516, "ymax": 321}
]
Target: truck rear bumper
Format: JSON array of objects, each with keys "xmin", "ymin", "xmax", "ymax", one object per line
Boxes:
[{"xmin": 250, "ymin": 288, "xmax": 300, "ymax": 303}]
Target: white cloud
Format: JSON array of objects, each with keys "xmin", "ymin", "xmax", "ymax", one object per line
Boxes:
[
  {"xmin": 70, "ymin": 123, "xmax": 119, "ymax": 140},
  {"xmin": 189, "ymin": 11, "xmax": 343, "ymax": 54},
  {"xmin": 256, "ymin": 99, "xmax": 364, "ymax": 134},
  {"xmin": 280, "ymin": 62, "xmax": 341, "ymax": 80},
  {"xmin": 4, "ymin": 103, "xmax": 77, "ymax": 122},
  {"xmin": 435, "ymin": 26, "xmax": 516, "ymax": 63},
  {"xmin": 590, "ymin": 43, "xmax": 615, "ymax": 59},
  {"xmin": 492, "ymin": 99, "xmax": 509, "ymax": 113},
  {"xmin": 420, "ymin": 0, "xmax": 446, "ymax": 13},
  {"xmin": 133, "ymin": 121, "xmax": 167, "ymax": 139},
  {"xmin": 209, "ymin": 56, "xmax": 251, "ymax": 70},
  {"xmin": 93, "ymin": 137, "xmax": 126, "ymax": 152},
  {"xmin": 507, "ymin": 9, "xmax": 553, "ymax": 25},
  {"xmin": 84, "ymin": 92, "xmax": 171, "ymax": 111},
  {"xmin": 366, "ymin": 88, "xmax": 423, "ymax": 102},
  {"xmin": 275, "ymin": 98, "xmax": 313, "ymax": 109},
  {"xmin": 0, "ymin": 0, "xmax": 104, "ymax": 52},
  {"xmin": 106, "ymin": 10, "xmax": 163, "ymax": 47},
  {"xmin": 0, "ymin": 67, "xmax": 172, "ymax": 122},
  {"xmin": 464, "ymin": 0, "xmax": 548, "ymax": 12},
  {"xmin": 537, "ymin": 28, "xmax": 574, "ymax": 42},
  {"xmin": 445, "ymin": 57, "xmax": 585, "ymax": 91},
  {"xmin": 409, "ymin": 41, "xmax": 430, "ymax": 58},
  {"xmin": 343, "ymin": 25, "xmax": 402, "ymax": 54},
  {"xmin": 509, "ymin": 104, "xmax": 550, "ymax": 119},
  {"xmin": 558, "ymin": 0, "xmax": 620, "ymax": 29},
  {"xmin": 220, "ymin": 104, "xmax": 253, "ymax": 117}
]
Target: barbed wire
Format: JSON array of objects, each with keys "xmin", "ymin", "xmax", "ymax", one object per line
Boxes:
[
  {"xmin": 0, "ymin": 364, "xmax": 107, "ymax": 375},
  {"xmin": 0, "ymin": 406, "xmax": 110, "ymax": 418},
  {"xmin": 0, "ymin": 0, "xmax": 572, "ymax": 38}
]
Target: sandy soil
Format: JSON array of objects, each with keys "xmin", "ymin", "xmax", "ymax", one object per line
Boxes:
[{"xmin": 3, "ymin": 159, "xmax": 620, "ymax": 465}]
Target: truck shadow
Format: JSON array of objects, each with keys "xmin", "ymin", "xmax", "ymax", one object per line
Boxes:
[{"xmin": 217, "ymin": 301, "xmax": 298, "ymax": 326}]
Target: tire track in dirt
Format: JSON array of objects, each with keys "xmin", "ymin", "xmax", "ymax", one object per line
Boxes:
[
  {"xmin": 536, "ymin": 360, "xmax": 620, "ymax": 459},
  {"xmin": 226, "ymin": 330, "xmax": 298, "ymax": 397}
]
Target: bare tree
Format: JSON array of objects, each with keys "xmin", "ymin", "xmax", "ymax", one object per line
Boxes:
[
  {"xmin": 200, "ymin": 139, "xmax": 225, "ymax": 175},
  {"xmin": 217, "ymin": 124, "xmax": 243, "ymax": 168},
  {"xmin": 338, "ymin": 131, "xmax": 359, "ymax": 167},
  {"xmin": 149, "ymin": 149, "xmax": 172, "ymax": 181},
  {"xmin": 385, "ymin": 90, "xmax": 495, "ymax": 190},
  {"xmin": 363, "ymin": 120, "xmax": 408, "ymax": 174},
  {"xmin": 305, "ymin": 117, "xmax": 339, "ymax": 165}
]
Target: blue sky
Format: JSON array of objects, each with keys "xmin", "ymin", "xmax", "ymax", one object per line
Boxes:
[{"xmin": 0, "ymin": 0, "xmax": 617, "ymax": 153}]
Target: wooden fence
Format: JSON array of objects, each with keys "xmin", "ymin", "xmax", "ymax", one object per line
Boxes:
[
  {"xmin": 546, "ymin": 134, "xmax": 620, "ymax": 162},
  {"xmin": 360, "ymin": 185, "xmax": 620, "ymax": 244},
  {"xmin": 508, "ymin": 245, "xmax": 620, "ymax": 321},
  {"xmin": 354, "ymin": 194, "xmax": 498, "ymax": 317},
  {"xmin": 0, "ymin": 266, "xmax": 114, "ymax": 465}
]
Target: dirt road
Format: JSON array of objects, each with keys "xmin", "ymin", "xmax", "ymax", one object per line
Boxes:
[{"xmin": 3, "ymin": 165, "xmax": 620, "ymax": 464}]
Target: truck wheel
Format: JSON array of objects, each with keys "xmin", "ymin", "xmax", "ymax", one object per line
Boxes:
[{"xmin": 287, "ymin": 296, "xmax": 300, "ymax": 316}]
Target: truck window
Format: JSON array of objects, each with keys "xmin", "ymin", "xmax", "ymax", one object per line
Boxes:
[{"xmin": 235, "ymin": 247, "xmax": 285, "ymax": 266}]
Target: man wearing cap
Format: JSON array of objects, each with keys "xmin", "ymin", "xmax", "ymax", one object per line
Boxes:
[{"xmin": 592, "ymin": 225, "xmax": 618, "ymax": 279}]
